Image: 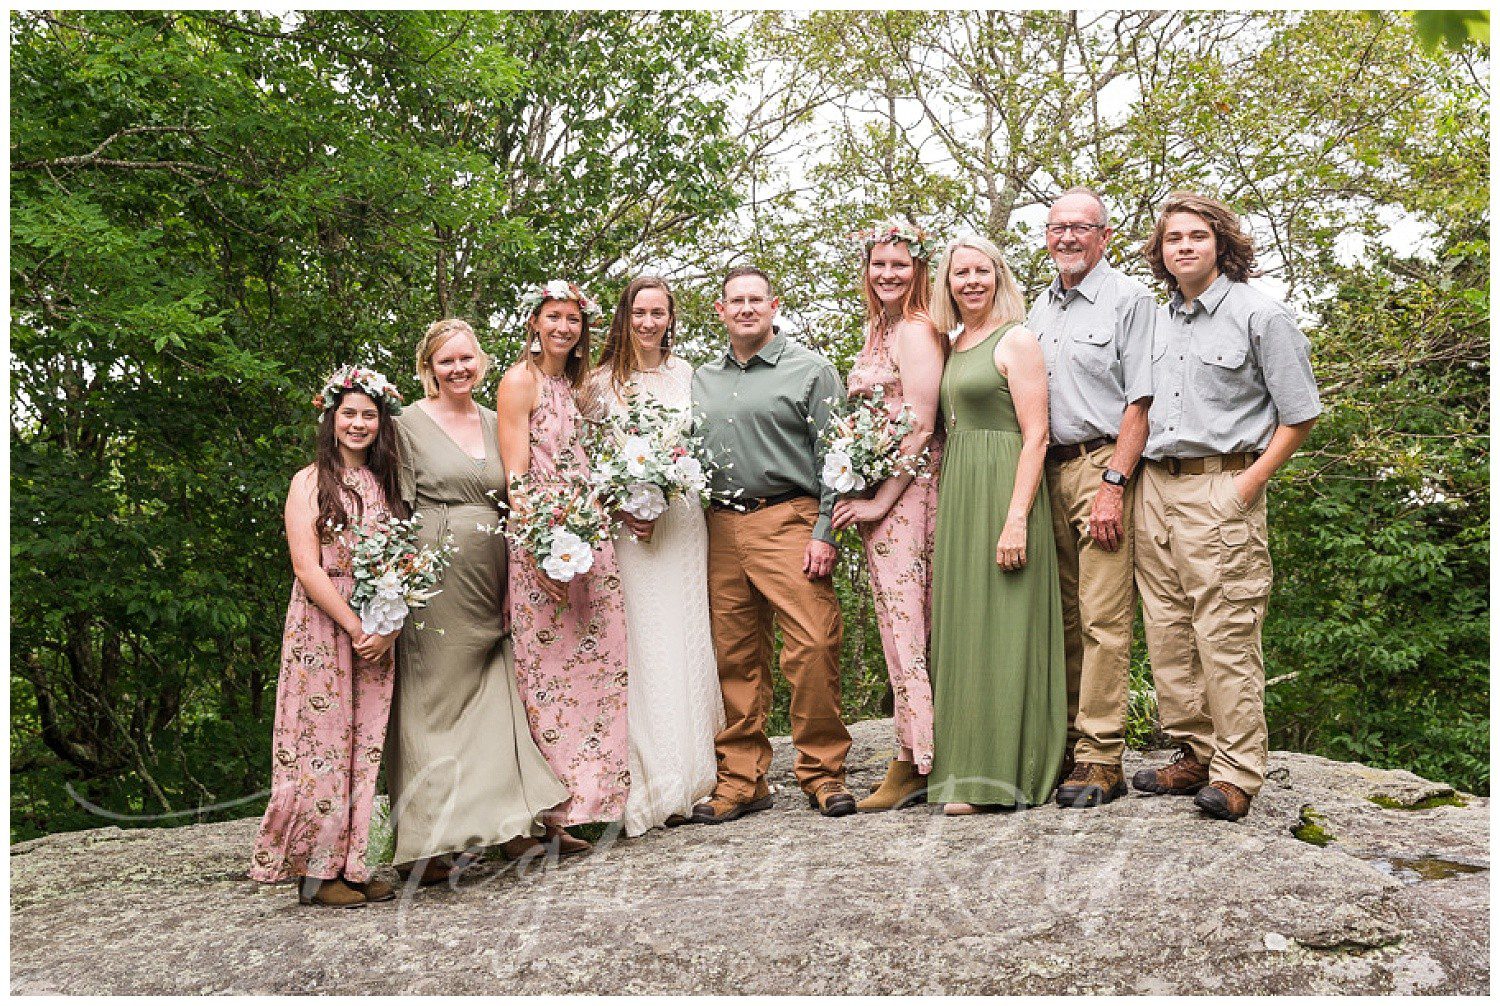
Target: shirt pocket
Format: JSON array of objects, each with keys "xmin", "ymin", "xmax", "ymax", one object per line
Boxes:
[
  {"xmin": 1191, "ymin": 332, "xmax": 1250, "ymax": 404},
  {"xmin": 1070, "ymin": 329, "xmax": 1115, "ymax": 378}
]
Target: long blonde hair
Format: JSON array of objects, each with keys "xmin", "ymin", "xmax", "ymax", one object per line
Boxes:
[{"xmin": 929, "ymin": 233, "xmax": 1026, "ymax": 336}]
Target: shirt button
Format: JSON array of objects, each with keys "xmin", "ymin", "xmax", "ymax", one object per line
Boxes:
[{"xmin": 727, "ymin": 417, "xmax": 734, "ymax": 424}]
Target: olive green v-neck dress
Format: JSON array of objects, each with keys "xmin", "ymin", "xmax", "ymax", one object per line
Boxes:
[
  {"xmin": 929, "ymin": 323, "xmax": 1066, "ymax": 807},
  {"xmin": 386, "ymin": 403, "xmax": 567, "ymax": 864}
]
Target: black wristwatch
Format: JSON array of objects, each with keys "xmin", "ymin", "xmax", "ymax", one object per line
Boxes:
[{"xmin": 1101, "ymin": 467, "xmax": 1129, "ymax": 487}]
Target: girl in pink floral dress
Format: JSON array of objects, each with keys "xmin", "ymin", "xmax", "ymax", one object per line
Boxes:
[
  {"xmin": 831, "ymin": 220, "xmax": 948, "ymax": 811},
  {"xmin": 250, "ymin": 366, "xmax": 408, "ymax": 907},
  {"xmin": 496, "ymin": 280, "xmax": 630, "ymax": 852}
]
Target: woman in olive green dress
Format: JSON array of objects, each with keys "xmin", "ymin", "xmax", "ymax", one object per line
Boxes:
[
  {"xmin": 386, "ymin": 318, "xmax": 568, "ymax": 882},
  {"xmin": 927, "ymin": 234, "xmax": 1066, "ymax": 812}
]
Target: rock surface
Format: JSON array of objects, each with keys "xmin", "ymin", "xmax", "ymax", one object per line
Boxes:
[{"xmin": 10, "ymin": 719, "xmax": 1489, "ymax": 994}]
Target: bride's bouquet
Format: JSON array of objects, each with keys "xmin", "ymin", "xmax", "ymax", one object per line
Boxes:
[
  {"xmin": 819, "ymin": 385, "xmax": 927, "ymax": 496},
  {"xmin": 588, "ymin": 393, "xmax": 713, "ymax": 522},
  {"xmin": 349, "ymin": 516, "xmax": 454, "ymax": 635},
  {"xmin": 501, "ymin": 472, "xmax": 611, "ymax": 583}
]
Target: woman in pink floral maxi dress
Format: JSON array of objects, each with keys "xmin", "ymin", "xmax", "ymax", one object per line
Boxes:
[
  {"xmin": 831, "ymin": 221, "xmax": 948, "ymax": 811},
  {"xmin": 251, "ymin": 373, "xmax": 407, "ymax": 906},
  {"xmin": 497, "ymin": 282, "xmax": 630, "ymax": 848}
]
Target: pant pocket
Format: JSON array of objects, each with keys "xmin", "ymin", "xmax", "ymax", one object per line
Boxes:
[{"xmin": 1217, "ymin": 519, "xmax": 1272, "ymax": 602}]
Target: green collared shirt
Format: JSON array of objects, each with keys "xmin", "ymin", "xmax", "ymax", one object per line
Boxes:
[{"xmin": 691, "ymin": 330, "xmax": 845, "ymax": 544}]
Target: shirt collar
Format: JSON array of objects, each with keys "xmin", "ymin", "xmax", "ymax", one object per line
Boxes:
[
  {"xmin": 1047, "ymin": 257, "xmax": 1112, "ymax": 305},
  {"xmin": 1168, "ymin": 273, "xmax": 1233, "ymax": 318},
  {"xmin": 723, "ymin": 328, "xmax": 786, "ymax": 368}
]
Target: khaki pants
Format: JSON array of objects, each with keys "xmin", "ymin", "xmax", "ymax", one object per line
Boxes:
[
  {"xmin": 1134, "ymin": 459, "xmax": 1272, "ymax": 795},
  {"xmin": 1045, "ymin": 443, "xmax": 1137, "ymax": 766},
  {"xmin": 706, "ymin": 497, "xmax": 848, "ymax": 801}
]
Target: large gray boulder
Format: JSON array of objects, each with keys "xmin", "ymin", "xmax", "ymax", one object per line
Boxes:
[{"xmin": 10, "ymin": 719, "xmax": 1488, "ymax": 994}]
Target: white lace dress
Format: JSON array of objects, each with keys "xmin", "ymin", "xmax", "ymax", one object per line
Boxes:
[{"xmin": 593, "ymin": 358, "xmax": 723, "ymax": 836}]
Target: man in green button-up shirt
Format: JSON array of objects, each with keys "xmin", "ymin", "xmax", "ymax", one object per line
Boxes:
[{"xmin": 688, "ymin": 266, "xmax": 855, "ymax": 821}]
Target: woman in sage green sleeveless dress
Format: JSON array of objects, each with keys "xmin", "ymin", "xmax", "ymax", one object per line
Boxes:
[
  {"xmin": 928, "ymin": 239, "xmax": 1066, "ymax": 810},
  {"xmin": 386, "ymin": 320, "xmax": 568, "ymax": 873}
]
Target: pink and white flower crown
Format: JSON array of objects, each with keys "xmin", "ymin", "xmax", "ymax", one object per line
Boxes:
[
  {"xmin": 519, "ymin": 279, "xmax": 604, "ymax": 325},
  {"xmin": 851, "ymin": 217, "xmax": 936, "ymax": 262},
  {"xmin": 312, "ymin": 364, "xmax": 404, "ymax": 416}
]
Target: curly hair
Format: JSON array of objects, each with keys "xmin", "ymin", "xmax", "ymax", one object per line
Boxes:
[{"xmin": 1142, "ymin": 191, "xmax": 1258, "ymax": 290}]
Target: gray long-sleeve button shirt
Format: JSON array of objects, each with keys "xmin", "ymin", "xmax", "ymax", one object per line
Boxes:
[
  {"xmin": 691, "ymin": 331, "xmax": 844, "ymax": 544},
  {"xmin": 1026, "ymin": 257, "xmax": 1155, "ymax": 446},
  {"xmin": 1145, "ymin": 274, "xmax": 1322, "ymax": 459}
]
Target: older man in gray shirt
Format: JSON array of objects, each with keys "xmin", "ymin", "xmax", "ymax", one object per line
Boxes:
[
  {"xmin": 1027, "ymin": 187, "xmax": 1155, "ymax": 809},
  {"xmin": 1131, "ymin": 191, "xmax": 1320, "ymax": 823}
]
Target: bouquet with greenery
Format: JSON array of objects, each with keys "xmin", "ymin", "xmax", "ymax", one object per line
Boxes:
[
  {"xmin": 501, "ymin": 472, "xmax": 610, "ymax": 582},
  {"xmin": 349, "ymin": 515, "xmax": 454, "ymax": 635},
  {"xmin": 588, "ymin": 393, "xmax": 714, "ymax": 521},
  {"xmin": 819, "ymin": 385, "xmax": 927, "ymax": 496}
]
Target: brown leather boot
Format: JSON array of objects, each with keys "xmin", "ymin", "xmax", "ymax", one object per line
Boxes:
[
  {"xmin": 297, "ymin": 876, "xmax": 366, "ymax": 908},
  {"xmin": 347, "ymin": 876, "xmax": 395, "ymax": 903},
  {"xmin": 856, "ymin": 759, "xmax": 926, "ymax": 812},
  {"xmin": 1055, "ymin": 762, "xmax": 1127, "ymax": 808},
  {"xmin": 1131, "ymin": 745, "xmax": 1209, "ymax": 795},
  {"xmin": 1195, "ymin": 780, "xmax": 1251, "ymax": 821},
  {"xmin": 808, "ymin": 780, "xmax": 857, "ymax": 817}
]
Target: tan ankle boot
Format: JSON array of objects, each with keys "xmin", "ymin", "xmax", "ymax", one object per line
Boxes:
[
  {"xmin": 297, "ymin": 876, "xmax": 366, "ymax": 908},
  {"xmin": 857, "ymin": 759, "xmax": 926, "ymax": 812}
]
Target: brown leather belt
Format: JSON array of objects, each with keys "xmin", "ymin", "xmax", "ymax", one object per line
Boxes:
[
  {"xmin": 711, "ymin": 489, "xmax": 812, "ymax": 512},
  {"xmin": 1046, "ymin": 436, "xmax": 1113, "ymax": 464},
  {"xmin": 1152, "ymin": 452, "xmax": 1260, "ymax": 476}
]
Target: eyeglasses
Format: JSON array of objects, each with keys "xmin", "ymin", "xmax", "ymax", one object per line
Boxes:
[{"xmin": 1045, "ymin": 223, "xmax": 1106, "ymax": 237}]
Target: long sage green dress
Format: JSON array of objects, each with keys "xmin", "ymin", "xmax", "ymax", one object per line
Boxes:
[
  {"xmin": 386, "ymin": 403, "xmax": 568, "ymax": 864},
  {"xmin": 929, "ymin": 322, "xmax": 1066, "ymax": 807}
]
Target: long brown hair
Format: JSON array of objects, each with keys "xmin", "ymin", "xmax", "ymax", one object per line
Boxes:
[
  {"xmin": 1142, "ymin": 191, "xmax": 1259, "ymax": 290},
  {"xmin": 313, "ymin": 389, "xmax": 408, "ymax": 540},
  {"xmin": 525, "ymin": 300, "xmax": 592, "ymax": 389},
  {"xmin": 860, "ymin": 241, "xmax": 943, "ymax": 359},
  {"xmin": 597, "ymin": 276, "xmax": 676, "ymax": 400}
]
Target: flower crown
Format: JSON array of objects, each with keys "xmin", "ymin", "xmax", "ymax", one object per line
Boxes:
[
  {"xmin": 852, "ymin": 217, "xmax": 936, "ymax": 262},
  {"xmin": 312, "ymin": 364, "xmax": 404, "ymax": 416},
  {"xmin": 519, "ymin": 279, "xmax": 604, "ymax": 325}
]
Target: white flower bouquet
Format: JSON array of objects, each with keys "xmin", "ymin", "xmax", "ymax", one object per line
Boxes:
[
  {"xmin": 819, "ymin": 385, "xmax": 927, "ymax": 496},
  {"xmin": 588, "ymin": 393, "xmax": 714, "ymax": 522},
  {"xmin": 502, "ymin": 472, "xmax": 610, "ymax": 582},
  {"xmin": 349, "ymin": 515, "xmax": 454, "ymax": 636}
]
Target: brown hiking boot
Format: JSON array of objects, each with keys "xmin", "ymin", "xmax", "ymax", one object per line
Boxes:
[
  {"xmin": 297, "ymin": 876, "xmax": 366, "ymax": 908},
  {"xmin": 1056, "ymin": 762, "xmax": 1128, "ymax": 808},
  {"xmin": 1131, "ymin": 745, "xmax": 1209, "ymax": 796},
  {"xmin": 808, "ymin": 780, "xmax": 857, "ymax": 818},
  {"xmin": 857, "ymin": 759, "xmax": 927, "ymax": 812},
  {"xmin": 690, "ymin": 791, "xmax": 774, "ymax": 825},
  {"xmin": 1195, "ymin": 780, "xmax": 1252, "ymax": 821},
  {"xmin": 347, "ymin": 876, "xmax": 395, "ymax": 903}
]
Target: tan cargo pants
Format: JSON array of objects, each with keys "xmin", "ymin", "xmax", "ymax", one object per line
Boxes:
[
  {"xmin": 1134, "ymin": 459, "xmax": 1272, "ymax": 795},
  {"xmin": 1045, "ymin": 443, "xmax": 1137, "ymax": 766}
]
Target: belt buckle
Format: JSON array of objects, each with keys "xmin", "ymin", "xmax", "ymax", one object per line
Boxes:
[{"xmin": 1165, "ymin": 458, "xmax": 1183, "ymax": 476}]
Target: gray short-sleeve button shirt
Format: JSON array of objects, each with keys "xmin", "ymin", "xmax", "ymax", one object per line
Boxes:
[
  {"xmin": 1026, "ymin": 258, "xmax": 1155, "ymax": 446},
  {"xmin": 1145, "ymin": 274, "xmax": 1322, "ymax": 459}
]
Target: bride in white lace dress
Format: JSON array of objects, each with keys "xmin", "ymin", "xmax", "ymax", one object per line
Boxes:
[{"xmin": 584, "ymin": 277, "xmax": 722, "ymax": 836}]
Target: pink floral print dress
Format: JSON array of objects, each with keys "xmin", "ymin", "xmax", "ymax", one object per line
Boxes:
[
  {"xmin": 847, "ymin": 333, "xmax": 941, "ymax": 774},
  {"xmin": 508, "ymin": 373, "xmax": 631, "ymax": 826},
  {"xmin": 250, "ymin": 466, "xmax": 393, "ymax": 883}
]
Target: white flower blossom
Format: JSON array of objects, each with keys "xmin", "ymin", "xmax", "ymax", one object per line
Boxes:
[
  {"xmin": 541, "ymin": 529, "xmax": 594, "ymax": 582},
  {"xmin": 622, "ymin": 435, "xmax": 655, "ymax": 479},
  {"xmin": 670, "ymin": 455, "xmax": 706, "ymax": 493},
  {"xmin": 822, "ymin": 450, "xmax": 866, "ymax": 494},
  {"xmin": 621, "ymin": 481, "xmax": 669, "ymax": 521}
]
